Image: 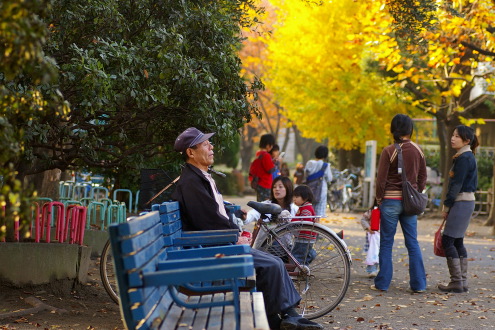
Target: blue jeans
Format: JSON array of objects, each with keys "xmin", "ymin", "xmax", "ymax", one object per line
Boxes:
[
  {"xmin": 374, "ymin": 199, "xmax": 426, "ymax": 291},
  {"xmin": 291, "ymin": 241, "xmax": 316, "ymax": 265}
]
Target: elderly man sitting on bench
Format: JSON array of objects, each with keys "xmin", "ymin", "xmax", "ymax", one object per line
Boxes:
[{"xmin": 171, "ymin": 127, "xmax": 323, "ymax": 330}]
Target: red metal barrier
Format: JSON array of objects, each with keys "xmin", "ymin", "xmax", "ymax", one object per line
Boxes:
[
  {"xmin": 65, "ymin": 205, "xmax": 87, "ymax": 245},
  {"xmin": 41, "ymin": 202, "xmax": 65, "ymax": 243},
  {"xmin": 32, "ymin": 202, "xmax": 41, "ymax": 242},
  {"xmin": 75, "ymin": 206, "xmax": 87, "ymax": 245}
]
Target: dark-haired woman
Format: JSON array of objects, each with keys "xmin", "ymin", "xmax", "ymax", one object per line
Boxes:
[
  {"xmin": 372, "ymin": 114, "xmax": 427, "ymax": 293},
  {"xmin": 245, "ymin": 176, "xmax": 298, "ymax": 225},
  {"xmin": 438, "ymin": 125, "xmax": 479, "ymax": 293}
]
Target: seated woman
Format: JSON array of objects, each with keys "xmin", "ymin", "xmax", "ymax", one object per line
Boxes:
[{"xmin": 245, "ymin": 176, "xmax": 298, "ymax": 256}]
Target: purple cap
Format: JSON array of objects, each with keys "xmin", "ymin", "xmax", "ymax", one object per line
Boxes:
[{"xmin": 174, "ymin": 127, "xmax": 215, "ymax": 153}]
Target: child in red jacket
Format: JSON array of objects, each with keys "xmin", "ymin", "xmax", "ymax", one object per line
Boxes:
[{"xmin": 292, "ymin": 185, "xmax": 318, "ymax": 265}]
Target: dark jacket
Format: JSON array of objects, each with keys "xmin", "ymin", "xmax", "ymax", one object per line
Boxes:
[
  {"xmin": 171, "ymin": 163, "xmax": 239, "ymax": 231},
  {"xmin": 444, "ymin": 151, "xmax": 478, "ymax": 208},
  {"xmin": 376, "ymin": 140, "xmax": 427, "ymax": 203}
]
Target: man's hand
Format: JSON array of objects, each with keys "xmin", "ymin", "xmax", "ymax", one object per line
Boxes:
[
  {"xmin": 237, "ymin": 235, "xmax": 252, "ymax": 245},
  {"xmin": 234, "ymin": 209, "xmax": 247, "ymax": 221}
]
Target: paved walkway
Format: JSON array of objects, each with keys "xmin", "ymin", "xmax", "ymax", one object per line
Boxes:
[{"xmin": 225, "ymin": 195, "xmax": 495, "ymax": 330}]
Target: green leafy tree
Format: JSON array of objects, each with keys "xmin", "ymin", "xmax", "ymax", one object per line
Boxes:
[
  {"xmin": 0, "ymin": 0, "xmax": 66, "ymax": 240},
  {"xmin": 1, "ymin": 0, "xmax": 262, "ymax": 240}
]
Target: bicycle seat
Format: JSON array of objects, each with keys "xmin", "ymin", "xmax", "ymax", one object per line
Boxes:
[{"xmin": 247, "ymin": 201, "xmax": 282, "ymax": 215}]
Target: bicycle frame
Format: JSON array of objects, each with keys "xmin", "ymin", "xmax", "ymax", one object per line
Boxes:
[{"xmin": 250, "ymin": 215, "xmax": 352, "ymax": 273}]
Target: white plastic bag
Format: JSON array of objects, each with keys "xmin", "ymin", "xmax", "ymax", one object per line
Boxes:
[{"xmin": 365, "ymin": 232, "xmax": 380, "ymax": 265}]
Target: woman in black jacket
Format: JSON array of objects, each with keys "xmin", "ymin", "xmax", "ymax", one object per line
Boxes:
[{"xmin": 438, "ymin": 125, "xmax": 479, "ymax": 293}]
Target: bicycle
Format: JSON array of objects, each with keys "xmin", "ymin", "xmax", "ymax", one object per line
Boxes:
[
  {"xmin": 248, "ymin": 201, "xmax": 352, "ymax": 319},
  {"xmin": 100, "ymin": 239, "xmax": 119, "ymax": 304},
  {"xmin": 101, "ymin": 201, "xmax": 353, "ymax": 314},
  {"xmin": 328, "ymin": 169, "xmax": 360, "ymax": 212}
]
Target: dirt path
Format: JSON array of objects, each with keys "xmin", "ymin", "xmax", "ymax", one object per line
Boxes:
[{"xmin": 1, "ymin": 195, "xmax": 494, "ymax": 329}]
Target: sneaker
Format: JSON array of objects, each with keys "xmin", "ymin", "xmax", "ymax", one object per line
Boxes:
[
  {"xmin": 370, "ymin": 284, "xmax": 386, "ymax": 292},
  {"xmin": 407, "ymin": 288, "xmax": 426, "ymax": 293}
]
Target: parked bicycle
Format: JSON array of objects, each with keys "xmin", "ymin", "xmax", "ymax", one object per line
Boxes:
[
  {"xmin": 100, "ymin": 239, "xmax": 119, "ymax": 303},
  {"xmin": 248, "ymin": 201, "xmax": 352, "ymax": 319},
  {"xmin": 101, "ymin": 201, "xmax": 353, "ymax": 316},
  {"xmin": 328, "ymin": 169, "xmax": 362, "ymax": 212}
]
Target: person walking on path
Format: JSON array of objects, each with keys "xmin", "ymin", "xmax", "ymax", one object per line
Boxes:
[
  {"xmin": 304, "ymin": 146, "xmax": 332, "ymax": 217},
  {"xmin": 438, "ymin": 125, "xmax": 479, "ymax": 293},
  {"xmin": 372, "ymin": 114, "xmax": 427, "ymax": 293},
  {"xmin": 249, "ymin": 134, "xmax": 276, "ymax": 202}
]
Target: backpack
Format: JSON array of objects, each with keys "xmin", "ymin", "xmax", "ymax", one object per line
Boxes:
[
  {"xmin": 304, "ymin": 163, "xmax": 328, "ymax": 203},
  {"xmin": 249, "ymin": 151, "xmax": 267, "ymax": 190}
]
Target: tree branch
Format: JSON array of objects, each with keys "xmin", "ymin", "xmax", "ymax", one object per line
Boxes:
[{"xmin": 461, "ymin": 41, "xmax": 495, "ymax": 57}]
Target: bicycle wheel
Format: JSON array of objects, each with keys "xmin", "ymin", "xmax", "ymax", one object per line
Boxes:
[
  {"xmin": 100, "ymin": 239, "xmax": 119, "ymax": 304},
  {"xmin": 256, "ymin": 223, "xmax": 351, "ymax": 319}
]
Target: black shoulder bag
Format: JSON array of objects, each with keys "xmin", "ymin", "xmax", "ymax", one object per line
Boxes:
[{"xmin": 394, "ymin": 144, "xmax": 428, "ymax": 216}]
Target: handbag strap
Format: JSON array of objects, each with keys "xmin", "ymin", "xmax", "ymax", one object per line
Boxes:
[
  {"xmin": 394, "ymin": 143, "xmax": 408, "ymax": 183},
  {"xmin": 306, "ymin": 162, "xmax": 328, "ymax": 182}
]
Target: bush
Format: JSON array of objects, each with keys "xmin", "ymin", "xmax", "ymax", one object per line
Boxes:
[
  {"xmin": 477, "ymin": 151, "xmax": 494, "ymax": 191},
  {"xmin": 215, "ymin": 172, "xmax": 239, "ymax": 196}
]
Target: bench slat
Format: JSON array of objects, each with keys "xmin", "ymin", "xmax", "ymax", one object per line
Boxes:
[
  {"xmin": 120, "ymin": 221, "xmax": 164, "ymax": 254},
  {"xmin": 208, "ymin": 293, "xmax": 226, "ymax": 330},
  {"xmin": 159, "ymin": 209, "xmax": 180, "ymax": 223},
  {"xmin": 166, "ymin": 245, "xmax": 251, "ymax": 259},
  {"xmin": 253, "ymin": 292, "xmax": 270, "ymax": 330},
  {"xmin": 190, "ymin": 294, "xmax": 212, "ymax": 330},
  {"xmin": 123, "ymin": 238, "xmax": 165, "ymax": 272},
  {"xmin": 118, "ymin": 212, "xmax": 160, "ymax": 236},
  {"xmin": 173, "ymin": 234, "xmax": 238, "ymax": 247},
  {"xmin": 110, "ymin": 203, "xmax": 269, "ymax": 330},
  {"xmin": 223, "ymin": 292, "xmax": 237, "ymax": 330},
  {"xmin": 176, "ymin": 295, "xmax": 200, "ymax": 329},
  {"xmin": 153, "ymin": 201, "xmax": 180, "ymax": 214},
  {"xmin": 162, "ymin": 218, "xmax": 182, "ymax": 235},
  {"xmin": 240, "ymin": 291, "xmax": 255, "ymax": 330}
]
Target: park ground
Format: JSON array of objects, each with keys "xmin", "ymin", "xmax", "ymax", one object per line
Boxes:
[{"xmin": 1, "ymin": 195, "xmax": 494, "ymax": 330}]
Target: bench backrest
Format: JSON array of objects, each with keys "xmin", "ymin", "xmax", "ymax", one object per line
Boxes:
[
  {"xmin": 110, "ymin": 203, "xmax": 252, "ymax": 330},
  {"xmin": 152, "ymin": 201, "xmax": 182, "ymax": 246},
  {"xmin": 109, "ymin": 211, "xmax": 171, "ymax": 329}
]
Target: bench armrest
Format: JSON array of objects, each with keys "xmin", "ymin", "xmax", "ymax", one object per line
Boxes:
[
  {"xmin": 143, "ymin": 255, "xmax": 254, "ymax": 287},
  {"xmin": 166, "ymin": 245, "xmax": 251, "ymax": 259},
  {"xmin": 182, "ymin": 229, "xmax": 239, "ymax": 237},
  {"xmin": 174, "ymin": 234, "xmax": 238, "ymax": 247}
]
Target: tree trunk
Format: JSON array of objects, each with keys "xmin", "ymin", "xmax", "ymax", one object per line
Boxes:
[
  {"xmin": 240, "ymin": 126, "xmax": 257, "ymax": 173},
  {"xmin": 292, "ymin": 126, "xmax": 316, "ymax": 165},
  {"xmin": 483, "ymin": 162, "xmax": 495, "ymax": 233},
  {"xmin": 438, "ymin": 116, "xmax": 461, "ymax": 202},
  {"xmin": 23, "ymin": 170, "xmax": 62, "ymax": 200}
]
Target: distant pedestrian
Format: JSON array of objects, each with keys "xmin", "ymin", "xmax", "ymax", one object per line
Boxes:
[
  {"xmin": 372, "ymin": 114, "xmax": 427, "ymax": 293},
  {"xmin": 249, "ymin": 134, "xmax": 276, "ymax": 202},
  {"xmin": 270, "ymin": 144, "xmax": 282, "ymax": 179},
  {"xmin": 304, "ymin": 146, "xmax": 332, "ymax": 217},
  {"xmin": 293, "ymin": 163, "xmax": 305, "ymax": 186},
  {"xmin": 438, "ymin": 125, "xmax": 479, "ymax": 293},
  {"xmin": 281, "ymin": 162, "xmax": 290, "ymax": 177}
]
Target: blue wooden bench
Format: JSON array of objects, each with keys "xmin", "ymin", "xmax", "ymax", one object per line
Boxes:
[{"xmin": 109, "ymin": 204, "xmax": 269, "ymax": 330}]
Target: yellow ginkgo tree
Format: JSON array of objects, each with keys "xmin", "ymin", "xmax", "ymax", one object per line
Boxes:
[
  {"xmin": 369, "ymin": 0, "xmax": 495, "ymax": 186},
  {"xmin": 263, "ymin": 0, "xmax": 412, "ymax": 152}
]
